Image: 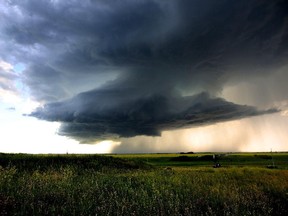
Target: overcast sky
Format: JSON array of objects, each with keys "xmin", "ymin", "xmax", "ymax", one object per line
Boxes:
[{"xmin": 1, "ymin": 0, "xmax": 288, "ymax": 153}]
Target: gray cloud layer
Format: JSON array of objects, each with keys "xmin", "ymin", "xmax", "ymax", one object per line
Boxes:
[
  {"xmin": 1, "ymin": 0, "xmax": 287, "ymax": 142},
  {"xmin": 0, "ymin": 64, "xmax": 19, "ymax": 96},
  {"xmin": 31, "ymin": 92, "xmax": 276, "ymax": 143}
]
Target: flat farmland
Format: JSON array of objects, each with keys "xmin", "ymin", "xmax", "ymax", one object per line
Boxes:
[
  {"xmin": 112, "ymin": 152, "xmax": 288, "ymax": 168},
  {"xmin": 0, "ymin": 153, "xmax": 288, "ymax": 215}
]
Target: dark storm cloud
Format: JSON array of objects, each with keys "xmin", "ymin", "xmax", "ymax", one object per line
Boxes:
[
  {"xmin": 23, "ymin": 64, "xmax": 70, "ymax": 102},
  {"xmin": 1, "ymin": 0, "xmax": 287, "ymax": 141},
  {"xmin": 31, "ymin": 91, "xmax": 277, "ymax": 143}
]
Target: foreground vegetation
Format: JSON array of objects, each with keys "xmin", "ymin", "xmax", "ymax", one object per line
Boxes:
[{"xmin": 0, "ymin": 153, "xmax": 288, "ymax": 215}]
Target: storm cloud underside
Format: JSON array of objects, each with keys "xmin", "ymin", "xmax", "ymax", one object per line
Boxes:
[{"xmin": 1, "ymin": 0, "xmax": 288, "ymax": 142}]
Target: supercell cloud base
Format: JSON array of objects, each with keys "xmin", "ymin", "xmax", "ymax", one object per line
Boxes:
[{"xmin": 0, "ymin": 0, "xmax": 288, "ymax": 153}]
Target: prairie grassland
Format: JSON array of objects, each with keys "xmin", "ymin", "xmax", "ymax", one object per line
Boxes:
[
  {"xmin": 0, "ymin": 153, "xmax": 288, "ymax": 215},
  {"xmin": 111, "ymin": 152, "xmax": 288, "ymax": 168}
]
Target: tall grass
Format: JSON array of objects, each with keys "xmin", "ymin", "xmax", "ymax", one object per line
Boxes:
[{"xmin": 0, "ymin": 154, "xmax": 288, "ymax": 215}]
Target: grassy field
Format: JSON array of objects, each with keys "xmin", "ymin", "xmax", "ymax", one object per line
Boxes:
[
  {"xmin": 0, "ymin": 153, "xmax": 288, "ymax": 215},
  {"xmin": 112, "ymin": 152, "xmax": 288, "ymax": 168}
]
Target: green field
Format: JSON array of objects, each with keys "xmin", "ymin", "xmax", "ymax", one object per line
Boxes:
[
  {"xmin": 0, "ymin": 153, "xmax": 288, "ymax": 215},
  {"xmin": 111, "ymin": 152, "xmax": 288, "ymax": 168}
]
